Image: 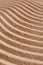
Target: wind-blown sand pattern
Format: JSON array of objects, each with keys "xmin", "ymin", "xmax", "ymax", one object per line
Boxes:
[{"xmin": 0, "ymin": 0, "xmax": 43, "ymax": 65}]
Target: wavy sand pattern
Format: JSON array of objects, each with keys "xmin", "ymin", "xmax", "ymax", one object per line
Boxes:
[{"xmin": 0, "ymin": 0, "xmax": 43, "ymax": 65}]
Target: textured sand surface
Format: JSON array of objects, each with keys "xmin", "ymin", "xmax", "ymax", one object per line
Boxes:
[{"xmin": 0, "ymin": 0, "xmax": 43, "ymax": 65}]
